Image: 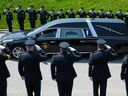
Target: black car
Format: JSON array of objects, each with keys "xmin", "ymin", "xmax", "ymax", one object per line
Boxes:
[{"xmin": 1, "ymin": 18, "xmax": 128, "ymax": 59}]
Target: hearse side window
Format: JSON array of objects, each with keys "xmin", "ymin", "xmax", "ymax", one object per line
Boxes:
[
  {"xmin": 83, "ymin": 29, "xmax": 92, "ymax": 37},
  {"xmin": 37, "ymin": 29, "xmax": 57, "ymax": 38},
  {"xmin": 92, "ymin": 23, "xmax": 128, "ymax": 36},
  {"xmin": 60, "ymin": 29, "xmax": 83, "ymax": 38}
]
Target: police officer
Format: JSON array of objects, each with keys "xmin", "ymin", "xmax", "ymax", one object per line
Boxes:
[
  {"xmin": 121, "ymin": 54, "xmax": 128, "ymax": 96},
  {"xmin": 124, "ymin": 10, "xmax": 128, "ymax": 26},
  {"xmin": 88, "ymin": 39, "xmax": 116, "ymax": 96},
  {"xmin": 3, "ymin": 8, "xmax": 13, "ymax": 32},
  {"xmin": 115, "ymin": 9, "xmax": 124, "ymax": 20},
  {"xmin": 57, "ymin": 9, "xmax": 65, "ymax": 19},
  {"xmin": 88, "ymin": 8, "xmax": 97, "ymax": 18},
  {"xmin": 26, "ymin": 5, "xmax": 37, "ymax": 29},
  {"xmin": 51, "ymin": 42, "xmax": 82, "ymax": 96},
  {"xmin": 65, "ymin": 8, "xmax": 75, "ymax": 18},
  {"xmin": 0, "ymin": 45, "xmax": 11, "ymax": 96},
  {"xmin": 106, "ymin": 10, "xmax": 115, "ymax": 18},
  {"xmin": 48, "ymin": 10, "xmax": 57, "ymax": 21},
  {"xmin": 18, "ymin": 39, "xmax": 47, "ymax": 96},
  {"xmin": 77, "ymin": 7, "xmax": 87, "ymax": 18},
  {"xmin": 14, "ymin": 5, "xmax": 25, "ymax": 31},
  {"xmin": 37, "ymin": 6, "xmax": 48, "ymax": 25},
  {"xmin": 97, "ymin": 9, "xmax": 106, "ymax": 18}
]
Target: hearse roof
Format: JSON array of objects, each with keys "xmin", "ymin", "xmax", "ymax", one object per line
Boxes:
[{"xmin": 43, "ymin": 18, "xmax": 125, "ymax": 29}]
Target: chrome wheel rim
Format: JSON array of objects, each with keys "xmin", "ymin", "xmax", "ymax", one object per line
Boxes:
[{"xmin": 12, "ymin": 47, "xmax": 25, "ymax": 59}]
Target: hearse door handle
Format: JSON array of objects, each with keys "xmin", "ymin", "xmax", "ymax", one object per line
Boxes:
[{"xmin": 50, "ymin": 41, "xmax": 56, "ymax": 43}]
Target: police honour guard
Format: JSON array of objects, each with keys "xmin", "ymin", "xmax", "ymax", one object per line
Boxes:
[
  {"xmin": 57, "ymin": 9, "xmax": 65, "ymax": 19},
  {"xmin": 51, "ymin": 42, "xmax": 82, "ymax": 96},
  {"xmin": 3, "ymin": 8, "xmax": 13, "ymax": 32},
  {"xmin": 26, "ymin": 5, "xmax": 37, "ymax": 29},
  {"xmin": 88, "ymin": 8, "xmax": 97, "ymax": 18},
  {"xmin": 0, "ymin": 45, "xmax": 11, "ymax": 96},
  {"xmin": 88, "ymin": 39, "xmax": 116, "ymax": 96},
  {"xmin": 97, "ymin": 9, "xmax": 106, "ymax": 18},
  {"xmin": 106, "ymin": 10, "xmax": 115, "ymax": 18},
  {"xmin": 18, "ymin": 39, "xmax": 48, "ymax": 96},
  {"xmin": 37, "ymin": 6, "xmax": 48, "ymax": 25},
  {"xmin": 14, "ymin": 5, "xmax": 25, "ymax": 31},
  {"xmin": 77, "ymin": 7, "xmax": 87, "ymax": 18},
  {"xmin": 48, "ymin": 10, "xmax": 57, "ymax": 21},
  {"xmin": 115, "ymin": 9, "xmax": 124, "ymax": 20},
  {"xmin": 65, "ymin": 8, "xmax": 75, "ymax": 18},
  {"xmin": 121, "ymin": 54, "xmax": 128, "ymax": 96}
]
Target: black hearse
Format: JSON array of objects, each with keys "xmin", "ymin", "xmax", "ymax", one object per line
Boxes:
[{"xmin": 1, "ymin": 18, "xmax": 128, "ymax": 58}]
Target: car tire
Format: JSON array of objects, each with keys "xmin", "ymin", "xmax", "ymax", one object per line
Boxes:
[{"xmin": 12, "ymin": 46, "xmax": 26, "ymax": 59}]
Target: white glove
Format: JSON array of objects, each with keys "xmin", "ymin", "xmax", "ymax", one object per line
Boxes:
[
  {"xmin": 68, "ymin": 47, "xmax": 76, "ymax": 51},
  {"xmin": 105, "ymin": 44, "xmax": 111, "ymax": 49},
  {"xmin": 0, "ymin": 45, "xmax": 5, "ymax": 51},
  {"xmin": 35, "ymin": 44, "xmax": 42, "ymax": 51},
  {"xmin": 90, "ymin": 77, "xmax": 93, "ymax": 81}
]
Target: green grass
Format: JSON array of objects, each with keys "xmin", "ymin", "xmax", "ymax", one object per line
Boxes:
[{"xmin": 0, "ymin": 0, "xmax": 128, "ymax": 29}]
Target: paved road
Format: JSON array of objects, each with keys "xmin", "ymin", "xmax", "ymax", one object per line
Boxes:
[{"xmin": 6, "ymin": 58, "xmax": 127, "ymax": 96}]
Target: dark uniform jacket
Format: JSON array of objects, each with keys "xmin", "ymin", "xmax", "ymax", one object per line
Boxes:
[
  {"xmin": 26, "ymin": 10, "xmax": 37, "ymax": 21},
  {"xmin": 77, "ymin": 10, "xmax": 87, "ymax": 18},
  {"xmin": 121, "ymin": 55, "xmax": 128, "ymax": 80},
  {"xmin": 37, "ymin": 10, "xmax": 48, "ymax": 20},
  {"xmin": 4, "ymin": 12, "xmax": 13, "ymax": 22},
  {"xmin": 14, "ymin": 10, "xmax": 25, "ymax": 21},
  {"xmin": 18, "ymin": 51, "xmax": 45, "ymax": 82},
  {"xmin": 51, "ymin": 52, "xmax": 82, "ymax": 83},
  {"xmin": 0, "ymin": 52, "xmax": 10, "ymax": 80},
  {"xmin": 89, "ymin": 49, "xmax": 113, "ymax": 80},
  {"xmin": 57, "ymin": 11, "xmax": 65, "ymax": 19},
  {"xmin": 66, "ymin": 11, "xmax": 75, "ymax": 18},
  {"xmin": 115, "ymin": 12, "xmax": 124, "ymax": 20},
  {"xmin": 106, "ymin": 12, "xmax": 115, "ymax": 18}
]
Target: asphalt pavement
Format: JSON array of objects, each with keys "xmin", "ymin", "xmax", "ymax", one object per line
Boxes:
[{"xmin": 6, "ymin": 57, "xmax": 127, "ymax": 96}]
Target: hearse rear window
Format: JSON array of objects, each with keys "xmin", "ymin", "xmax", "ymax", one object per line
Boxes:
[{"xmin": 92, "ymin": 22, "xmax": 128, "ymax": 36}]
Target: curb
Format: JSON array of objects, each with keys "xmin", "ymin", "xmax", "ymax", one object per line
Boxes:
[{"xmin": 0, "ymin": 29, "xmax": 20, "ymax": 33}]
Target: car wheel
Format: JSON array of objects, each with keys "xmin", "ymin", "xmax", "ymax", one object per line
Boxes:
[{"xmin": 12, "ymin": 46, "xmax": 26, "ymax": 59}]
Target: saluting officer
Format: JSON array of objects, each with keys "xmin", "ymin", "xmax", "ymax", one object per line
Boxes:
[
  {"xmin": 106, "ymin": 10, "xmax": 115, "ymax": 18},
  {"xmin": 51, "ymin": 42, "xmax": 82, "ymax": 96},
  {"xmin": 0, "ymin": 45, "xmax": 11, "ymax": 96},
  {"xmin": 48, "ymin": 10, "xmax": 57, "ymax": 21},
  {"xmin": 26, "ymin": 5, "xmax": 37, "ymax": 29},
  {"xmin": 121, "ymin": 54, "xmax": 128, "ymax": 96},
  {"xmin": 57, "ymin": 9, "xmax": 65, "ymax": 19},
  {"xmin": 14, "ymin": 5, "xmax": 25, "ymax": 31},
  {"xmin": 88, "ymin": 8, "xmax": 97, "ymax": 18},
  {"xmin": 65, "ymin": 8, "xmax": 75, "ymax": 18},
  {"xmin": 77, "ymin": 7, "xmax": 87, "ymax": 18},
  {"xmin": 124, "ymin": 10, "xmax": 128, "ymax": 26},
  {"xmin": 18, "ymin": 39, "xmax": 48, "ymax": 96},
  {"xmin": 88, "ymin": 39, "xmax": 116, "ymax": 96},
  {"xmin": 37, "ymin": 6, "xmax": 48, "ymax": 25},
  {"xmin": 3, "ymin": 8, "xmax": 13, "ymax": 32},
  {"xmin": 97, "ymin": 9, "xmax": 106, "ymax": 18},
  {"xmin": 115, "ymin": 9, "xmax": 124, "ymax": 20}
]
